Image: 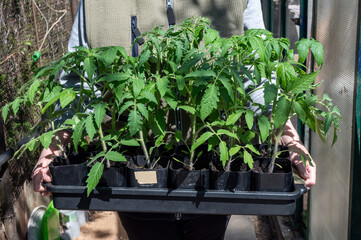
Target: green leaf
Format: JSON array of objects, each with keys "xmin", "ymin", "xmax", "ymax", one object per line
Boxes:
[
  {"xmin": 128, "ymin": 110, "xmax": 142, "ymax": 136},
  {"xmin": 43, "ymin": 85, "xmax": 62, "ymax": 102},
  {"xmin": 118, "ymin": 101, "xmax": 133, "ymax": 115},
  {"xmin": 59, "ymin": 89, "xmax": 76, "ymax": 108},
  {"xmin": 106, "ymin": 151, "xmax": 127, "ymax": 162},
  {"xmin": 332, "ymin": 106, "xmax": 341, "ymax": 117},
  {"xmin": 221, "ymin": 39, "xmax": 232, "ymax": 57},
  {"xmin": 226, "ymin": 111, "xmax": 244, "ymax": 125},
  {"xmin": 208, "ymin": 135, "xmax": 219, "ymax": 152},
  {"xmin": 258, "ymin": 115, "xmax": 270, "ymax": 142},
  {"xmin": 243, "ymin": 150, "xmax": 254, "ymax": 169},
  {"xmin": 176, "ymin": 76, "xmax": 185, "ymax": 91},
  {"xmin": 245, "ymin": 110, "xmax": 254, "ymax": 130},
  {"xmin": 274, "ymin": 96, "xmax": 291, "ymax": 129},
  {"xmin": 296, "ymin": 39, "xmax": 309, "ymax": 63},
  {"xmin": 28, "ymin": 80, "xmax": 41, "ymax": 104},
  {"xmin": 305, "ymin": 95, "xmax": 318, "ymax": 106},
  {"xmin": 100, "ymin": 47, "xmax": 117, "ymax": 66},
  {"xmin": 178, "ymin": 105, "xmax": 195, "ymax": 114},
  {"xmin": 94, "ymin": 103, "xmax": 107, "ymax": 128},
  {"xmin": 276, "ymin": 63, "xmax": 296, "ymax": 90},
  {"xmin": 155, "ymin": 133, "xmax": 167, "ymax": 147},
  {"xmin": 290, "ymin": 72, "xmax": 318, "ymax": 94},
  {"xmin": 27, "ymin": 138, "xmax": 40, "ymax": 152},
  {"xmin": 332, "ymin": 125, "xmax": 338, "ymax": 146},
  {"xmin": 139, "ymin": 48, "xmax": 151, "ymax": 66},
  {"xmin": 293, "ymin": 101, "xmax": 307, "ymax": 123},
  {"xmin": 230, "ymin": 66, "xmax": 245, "ymax": 96},
  {"xmin": 316, "ymin": 119, "xmax": 326, "ymax": 142},
  {"xmin": 191, "ymin": 131, "xmax": 213, "ymax": 152},
  {"xmin": 248, "ymin": 37, "xmax": 265, "ymax": 61},
  {"xmin": 164, "ymin": 95, "xmax": 177, "ymax": 109},
  {"xmin": 324, "ymin": 112, "xmax": 333, "ymax": 134},
  {"xmin": 72, "ymin": 119, "xmax": 85, "ymax": 152},
  {"xmin": 141, "ymin": 91, "xmax": 157, "ymax": 104},
  {"xmin": 185, "ymin": 70, "xmax": 216, "ymax": 79},
  {"xmin": 264, "ymin": 82, "xmax": 278, "ymax": 107},
  {"xmin": 84, "ymin": 57, "xmax": 96, "ymax": 80},
  {"xmin": 271, "ymin": 39, "xmax": 281, "ymax": 57},
  {"xmin": 120, "ymin": 139, "xmax": 140, "ymax": 146},
  {"xmin": 12, "ymin": 98, "xmax": 22, "ymax": 116},
  {"xmin": 245, "ymin": 144, "xmax": 260, "ymax": 155},
  {"xmin": 219, "ymin": 141, "xmax": 229, "ymax": 167},
  {"xmin": 217, "ymin": 129, "xmax": 239, "ymax": 141},
  {"xmin": 42, "ymin": 94, "xmax": 60, "ymax": 114},
  {"xmin": 85, "ymin": 115, "xmax": 96, "ymax": 141},
  {"xmin": 310, "ymin": 40, "xmax": 324, "ymax": 66},
  {"xmin": 115, "ymin": 46, "xmax": 128, "ymax": 61},
  {"xmin": 156, "ymin": 77, "xmax": 169, "ymax": 98},
  {"xmin": 137, "ymin": 103, "xmax": 149, "ymax": 120},
  {"xmin": 149, "ymin": 110, "xmax": 166, "ymax": 136},
  {"xmin": 219, "ymin": 76, "xmax": 234, "ymax": 102},
  {"xmin": 323, "ymin": 94, "xmax": 332, "ymax": 102},
  {"xmin": 99, "ymin": 73, "xmax": 130, "ymax": 84},
  {"xmin": 200, "ymin": 84, "xmax": 220, "ymax": 120},
  {"xmin": 132, "ymin": 77, "xmax": 145, "ymax": 97},
  {"xmin": 86, "ymin": 162, "xmax": 104, "ymax": 197},
  {"xmin": 205, "ymin": 28, "xmax": 219, "ymax": 46},
  {"xmin": 40, "ymin": 131, "xmax": 53, "ymax": 150},
  {"xmin": 240, "ymin": 132, "xmax": 256, "ymax": 143},
  {"xmin": 175, "ymin": 130, "xmax": 182, "ymax": 143},
  {"xmin": 176, "ymin": 53, "xmax": 204, "ymax": 75},
  {"xmin": 229, "ymin": 145, "xmax": 241, "ymax": 156},
  {"xmin": 2, "ymin": 103, "xmax": 10, "ymax": 122}
]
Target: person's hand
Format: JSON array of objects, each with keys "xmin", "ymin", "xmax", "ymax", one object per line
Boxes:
[
  {"xmin": 280, "ymin": 120, "xmax": 316, "ymax": 190},
  {"xmin": 32, "ymin": 152, "xmax": 54, "ymax": 196},
  {"xmin": 32, "ymin": 130, "xmax": 72, "ymax": 196},
  {"xmin": 288, "ymin": 143, "xmax": 316, "ymax": 190}
]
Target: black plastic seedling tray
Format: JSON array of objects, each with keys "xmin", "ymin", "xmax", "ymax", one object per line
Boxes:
[{"xmin": 45, "ymin": 183, "xmax": 306, "ymax": 216}]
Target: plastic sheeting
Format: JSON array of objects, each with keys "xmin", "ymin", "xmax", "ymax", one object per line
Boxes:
[{"xmin": 309, "ymin": 1, "xmax": 358, "ymax": 239}]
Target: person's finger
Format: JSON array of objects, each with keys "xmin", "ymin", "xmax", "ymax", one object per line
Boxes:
[
  {"xmin": 41, "ymin": 168, "xmax": 52, "ymax": 183},
  {"xmin": 304, "ymin": 164, "xmax": 316, "ymax": 189},
  {"xmin": 293, "ymin": 160, "xmax": 309, "ymax": 179},
  {"xmin": 33, "ymin": 168, "xmax": 51, "ymax": 195}
]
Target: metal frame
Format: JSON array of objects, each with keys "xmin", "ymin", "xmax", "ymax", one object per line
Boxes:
[{"xmin": 349, "ymin": 1, "xmax": 361, "ymax": 238}]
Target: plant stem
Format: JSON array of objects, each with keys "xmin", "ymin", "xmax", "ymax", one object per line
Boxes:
[
  {"xmin": 268, "ymin": 122, "xmax": 287, "ymax": 173},
  {"xmin": 189, "ymin": 113, "xmax": 197, "ymax": 171},
  {"xmin": 98, "ymin": 124, "xmax": 109, "ymax": 168},
  {"xmin": 77, "ymin": 73, "xmax": 84, "ymax": 113},
  {"xmin": 139, "ymin": 130, "xmax": 150, "ymax": 167},
  {"xmin": 226, "ymin": 133, "xmax": 234, "ymax": 172},
  {"xmin": 50, "ymin": 116, "xmax": 68, "ymax": 160},
  {"xmin": 268, "ymin": 99, "xmax": 294, "ymax": 173}
]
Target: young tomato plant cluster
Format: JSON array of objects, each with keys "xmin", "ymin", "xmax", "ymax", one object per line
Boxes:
[{"xmin": 2, "ymin": 17, "xmax": 341, "ymax": 194}]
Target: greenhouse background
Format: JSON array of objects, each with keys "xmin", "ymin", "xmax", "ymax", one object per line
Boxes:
[{"xmin": 0, "ymin": 0, "xmax": 360, "ymax": 239}]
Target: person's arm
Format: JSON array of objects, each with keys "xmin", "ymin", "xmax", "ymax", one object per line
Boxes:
[
  {"xmin": 32, "ymin": 130, "xmax": 72, "ymax": 195},
  {"xmin": 279, "ymin": 120, "xmax": 316, "ymax": 189}
]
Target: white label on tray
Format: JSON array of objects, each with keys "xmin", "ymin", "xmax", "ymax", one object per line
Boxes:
[{"xmin": 134, "ymin": 171, "xmax": 157, "ymax": 184}]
